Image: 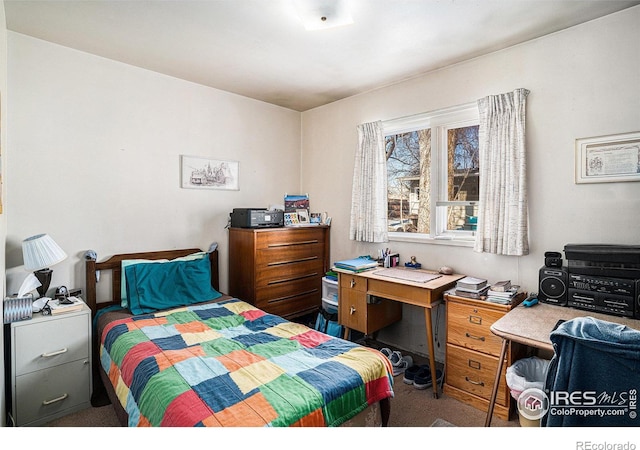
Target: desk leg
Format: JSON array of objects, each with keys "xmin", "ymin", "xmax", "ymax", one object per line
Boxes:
[
  {"xmin": 485, "ymin": 338, "xmax": 508, "ymax": 427},
  {"xmin": 424, "ymin": 307, "xmax": 439, "ymax": 399}
]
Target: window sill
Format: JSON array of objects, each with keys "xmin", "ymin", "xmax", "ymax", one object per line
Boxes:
[{"xmin": 388, "ymin": 233, "xmax": 475, "ymax": 248}]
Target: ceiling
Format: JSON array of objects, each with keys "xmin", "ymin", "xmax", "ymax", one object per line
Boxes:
[{"xmin": 4, "ymin": 0, "xmax": 639, "ymax": 111}]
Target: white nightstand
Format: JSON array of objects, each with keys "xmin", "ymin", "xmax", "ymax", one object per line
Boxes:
[{"xmin": 4, "ymin": 301, "xmax": 92, "ymax": 426}]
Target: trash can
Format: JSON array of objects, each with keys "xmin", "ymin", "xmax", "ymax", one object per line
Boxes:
[{"xmin": 506, "ymin": 356, "xmax": 550, "ymax": 427}]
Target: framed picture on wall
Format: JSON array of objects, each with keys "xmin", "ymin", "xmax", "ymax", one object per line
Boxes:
[
  {"xmin": 575, "ymin": 131, "xmax": 640, "ymax": 184},
  {"xmin": 180, "ymin": 155, "xmax": 239, "ymax": 190}
]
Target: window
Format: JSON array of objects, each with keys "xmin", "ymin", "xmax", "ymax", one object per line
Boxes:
[{"xmin": 384, "ymin": 103, "xmax": 479, "ymax": 241}]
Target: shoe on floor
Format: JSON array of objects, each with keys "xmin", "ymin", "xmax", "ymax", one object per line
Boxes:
[
  {"xmin": 379, "ymin": 347, "xmax": 393, "ymax": 360},
  {"xmin": 403, "ymin": 364, "xmax": 429, "ymax": 385},
  {"xmin": 389, "ymin": 350, "xmax": 403, "ymax": 366},
  {"xmin": 413, "ymin": 367, "xmax": 443, "ymax": 390},
  {"xmin": 392, "ymin": 355, "xmax": 413, "ymax": 376}
]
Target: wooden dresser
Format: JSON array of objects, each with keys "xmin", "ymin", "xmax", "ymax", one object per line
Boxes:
[
  {"xmin": 443, "ymin": 292, "xmax": 526, "ymax": 420},
  {"xmin": 228, "ymin": 226, "xmax": 330, "ymax": 319}
]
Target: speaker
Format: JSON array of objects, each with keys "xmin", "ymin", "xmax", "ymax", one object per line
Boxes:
[
  {"xmin": 539, "ymin": 266, "xmax": 568, "ymax": 305},
  {"xmin": 544, "ymin": 251, "xmax": 563, "ymax": 268}
]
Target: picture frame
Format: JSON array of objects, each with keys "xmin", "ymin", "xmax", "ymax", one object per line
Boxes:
[
  {"xmin": 180, "ymin": 155, "xmax": 239, "ymax": 190},
  {"xmin": 575, "ymin": 131, "xmax": 640, "ymax": 184},
  {"xmin": 284, "ymin": 212, "xmax": 300, "ymax": 226}
]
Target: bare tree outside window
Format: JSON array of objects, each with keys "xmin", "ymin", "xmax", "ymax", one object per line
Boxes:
[
  {"xmin": 385, "ymin": 129, "xmax": 430, "ymax": 233},
  {"xmin": 447, "ymin": 125, "xmax": 479, "ymax": 231},
  {"xmin": 384, "ymin": 103, "xmax": 479, "ymax": 239}
]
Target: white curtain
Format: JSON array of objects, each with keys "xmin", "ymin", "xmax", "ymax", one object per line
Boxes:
[
  {"xmin": 350, "ymin": 121, "xmax": 389, "ymax": 243},
  {"xmin": 474, "ymin": 88, "xmax": 530, "ymax": 255}
]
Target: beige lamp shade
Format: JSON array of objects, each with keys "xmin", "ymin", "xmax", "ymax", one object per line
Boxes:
[{"xmin": 22, "ymin": 234, "xmax": 68, "ymax": 271}]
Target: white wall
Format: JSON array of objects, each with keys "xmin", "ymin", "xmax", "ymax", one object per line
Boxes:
[
  {"xmin": 6, "ymin": 33, "xmax": 302, "ymax": 297},
  {"xmin": 0, "ymin": 0, "xmax": 8, "ymax": 427},
  {"xmin": 301, "ymin": 7, "xmax": 640, "ymax": 359}
]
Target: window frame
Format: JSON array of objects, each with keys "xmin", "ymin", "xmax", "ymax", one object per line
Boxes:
[{"xmin": 383, "ymin": 102, "xmax": 479, "ymax": 245}]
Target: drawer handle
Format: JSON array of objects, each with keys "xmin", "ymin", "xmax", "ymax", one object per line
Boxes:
[
  {"xmin": 350, "ymin": 279, "xmax": 356, "ymax": 288},
  {"xmin": 42, "ymin": 393, "xmax": 68, "ymax": 405},
  {"xmin": 468, "ymin": 359, "xmax": 481, "ymax": 370},
  {"xmin": 268, "ymin": 240, "xmax": 319, "ymax": 247},
  {"xmin": 267, "ymin": 256, "xmax": 318, "ymax": 266},
  {"xmin": 350, "ymin": 306, "xmax": 356, "ymax": 315},
  {"xmin": 267, "ymin": 272, "xmax": 318, "ymax": 285},
  {"xmin": 42, "ymin": 348, "xmax": 68, "ymax": 358},
  {"xmin": 468, "ymin": 315, "xmax": 482, "ymax": 325},
  {"xmin": 465, "ymin": 377, "xmax": 485, "ymax": 386},
  {"xmin": 465, "ymin": 332, "xmax": 485, "ymax": 341}
]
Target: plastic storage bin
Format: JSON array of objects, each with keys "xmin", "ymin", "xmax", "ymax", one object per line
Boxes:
[
  {"xmin": 316, "ymin": 277, "xmax": 341, "ymax": 337},
  {"xmin": 322, "ymin": 277, "xmax": 338, "ymax": 304}
]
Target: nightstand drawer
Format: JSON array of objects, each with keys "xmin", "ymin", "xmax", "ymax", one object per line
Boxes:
[
  {"xmin": 15, "ymin": 358, "xmax": 91, "ymax": 426},
  {"xmin": 447, "ymin": 301, "xmax": 504, "ymax": 355},
  {"xmin": 14, "ymin": 314, "xmax": 89, "ymax": 376},
  {"xmin": 446, "ymin": 344, "xmax": 509, "ymax": 405}
]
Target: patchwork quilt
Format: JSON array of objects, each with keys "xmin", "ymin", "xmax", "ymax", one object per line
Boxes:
[{"xmin": 100, "ymin": 298, "xmax": 394, "ymax": 427}]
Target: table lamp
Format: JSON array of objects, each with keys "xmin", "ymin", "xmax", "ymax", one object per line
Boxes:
[{"xmin": 22, "ymin": 234, "xmax": 68, "ymax": 299}]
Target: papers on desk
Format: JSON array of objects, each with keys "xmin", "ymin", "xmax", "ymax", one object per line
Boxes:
[{"xmin": 334, "ymin": 257, "xmax": 379, "ymax": 272}]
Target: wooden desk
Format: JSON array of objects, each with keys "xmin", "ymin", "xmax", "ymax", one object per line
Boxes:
[
  {"xmin": 485, "ymin": 302, "xmax": 640, "ymax": 426},
  {"xmin": 337, "ymin": 267, "xmax": 464, "ymax": 398}
]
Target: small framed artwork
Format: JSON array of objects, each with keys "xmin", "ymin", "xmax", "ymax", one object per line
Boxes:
[
  {"xmin": 575, "ymin": 131, "xmax": 640, "ymax": 184},
  {"xmin": 297, "ymin": 209, "xmax": 310, "ymax": 223},
  {"xmin": 181, "ymin": 155, "xmax": 239, "ymax": 190}
]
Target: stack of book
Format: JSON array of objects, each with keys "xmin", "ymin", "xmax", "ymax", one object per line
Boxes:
[
  {"xmin": 454, "ymin": 276, "xmax": 489, "ymax": 299},
  {"xmin": 48, "ymin": 296, "xmax": 85, "ymax": 315},
  {"xmin": 334, "ymin": 257, "xmax": 379, "ymax": 273},
  {"xmin": 485, "ymin": 280, "xmax": 521, "ymax": 304}
]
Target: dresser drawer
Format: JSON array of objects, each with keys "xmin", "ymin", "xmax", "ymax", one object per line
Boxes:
[
  {"xmin": 255, "ymin": 287, "xmax": 320, "ymax": 317},
  {"xmin": 14, "ymin": 314, "xmax": 90, "ymax": 376},
  {"xmin": 15, "ymin": 358, "xmax": 91, "ymax": 426},
  {"xmin": 446, "ymin": 344, "xmax": 509, "ymax": 406},
  {"xmin": 447, "ymin": 301, "xmax": 504, "ymax": 355},
  {"xmin": 255, "ymin": 228, "xmax": 326, "ymax": 249},
  {"xmin": 255, "ymin": 250, "xmax": 324, "ymax": 287}
]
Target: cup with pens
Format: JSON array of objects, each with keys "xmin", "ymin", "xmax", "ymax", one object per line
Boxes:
[{"xmin": 378, "ymin": 248, "xmax": 399, "ymax": 268}]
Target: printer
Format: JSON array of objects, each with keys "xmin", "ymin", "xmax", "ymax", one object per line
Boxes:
[{"xmin": 230, "ymin": 208, "xmax": 284, "ymax": 228}]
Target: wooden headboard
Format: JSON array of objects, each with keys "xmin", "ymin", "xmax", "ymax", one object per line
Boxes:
[{"xmin": 85, "ymin": 248, "xmax": 220, "ymax": 317}]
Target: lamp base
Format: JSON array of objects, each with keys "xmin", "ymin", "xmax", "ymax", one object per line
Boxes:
[{"xmin": 34, "ymin": 268, "xmax": 53, "ymax": 298}]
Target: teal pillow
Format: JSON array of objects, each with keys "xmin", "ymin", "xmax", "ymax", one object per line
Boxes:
[
  {"xmin": 125, "ymin": 256, "xmax": 221, "ymax": 315},
  {"xmin": 120, "ymin": 252, "xmax": 207, "ymax": 308}
]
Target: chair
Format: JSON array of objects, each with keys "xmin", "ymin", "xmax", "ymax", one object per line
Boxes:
[{"xmin": 543, "ymin": 316, "xmax": 640, "ymax": 426}]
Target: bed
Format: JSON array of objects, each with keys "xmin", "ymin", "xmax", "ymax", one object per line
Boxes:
[{"xmin": 85, "ymin": 247, "xmax": 393, "ymax": 427}]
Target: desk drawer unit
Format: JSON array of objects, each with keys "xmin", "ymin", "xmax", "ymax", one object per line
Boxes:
[
  {"xmin": 228, "ymin": 226, "xmax": 330, "ymax": 319},
  {"xmin": 444, "ymin": 293, "xmax": 523, "ymax": 421},
  {"xmin": 446, "ymin": 301, "xmax": 504, "ymax": 355},
  {"xmin": 6, "ymin": 305, "xmax": 92, "ymax": 426},
  {"xmin": 446, "ymin": 344, "xmax": 509, "ymax": 406},
  {"xmin": 338, "ymin": 274, "xmax": 402, "ymax": 335}
]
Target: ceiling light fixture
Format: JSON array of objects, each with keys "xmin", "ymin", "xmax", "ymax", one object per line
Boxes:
[{"xmin": 294, "ymin": 0, "xmax": 353, "ymax": 31}]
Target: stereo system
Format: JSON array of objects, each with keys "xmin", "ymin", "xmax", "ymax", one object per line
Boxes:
[{"xmin": 538, "ymin": 244, "xmax": 640, "ymax": 319}]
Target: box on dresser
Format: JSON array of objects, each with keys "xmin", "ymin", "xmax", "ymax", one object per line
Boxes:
[{"xmin": 228, "ymin": 226, "xmax": 330, "ymax": 319}]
